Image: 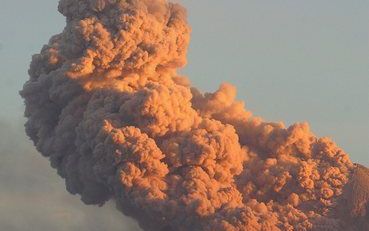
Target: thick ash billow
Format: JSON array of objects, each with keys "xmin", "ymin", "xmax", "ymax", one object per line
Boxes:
[{"xmin": 20, "ymin": 0, "xmax": 369, "ymax": 230}]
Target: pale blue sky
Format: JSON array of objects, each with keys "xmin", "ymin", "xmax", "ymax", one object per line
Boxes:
[
  {"xmin": 0, "ymin": 0, "xmax": 368, "ymax": 230},
  {"xmin": 182, "ymin": 0, "xmax": 369, "ymax": 165}
]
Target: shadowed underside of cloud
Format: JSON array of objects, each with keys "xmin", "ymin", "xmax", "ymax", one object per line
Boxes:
[
  {"xmin": 18, "ymin": 0, "xmax": 369, "ymax": 230},
  {"xmin": 0, "ymin": 121, "xmax": 141, "ymax": 231}
]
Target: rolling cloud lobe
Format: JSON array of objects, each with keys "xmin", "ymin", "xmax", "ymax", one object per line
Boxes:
[{"xmin": 20, "ymin": 0, "xmax": 369, "ymax": 230}]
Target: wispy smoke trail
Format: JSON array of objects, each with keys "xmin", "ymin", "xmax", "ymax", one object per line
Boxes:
[{"xmin": 20, "ymin": 0, "xmax": 369, "ymax": 230}]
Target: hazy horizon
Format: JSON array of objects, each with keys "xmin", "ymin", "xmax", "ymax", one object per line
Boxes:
[{"xmin": 0, "ymin": 0, "xmax": 368, "ymax": 230}]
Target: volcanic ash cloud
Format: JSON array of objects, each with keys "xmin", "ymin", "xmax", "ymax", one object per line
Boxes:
[{"xmin": 20, "ymin": 0, "xmax": 369, "ymax": 230}]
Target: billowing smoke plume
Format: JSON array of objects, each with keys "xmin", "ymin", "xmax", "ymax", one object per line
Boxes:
[{"xmin": 20, "ymin": 0, "xmax": 369, "ymax": 230}]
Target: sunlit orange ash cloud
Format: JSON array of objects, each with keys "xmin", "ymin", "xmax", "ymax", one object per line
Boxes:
[{"xmin": 20, "ymin": 0, "xmax": 369, "ymax": 230}]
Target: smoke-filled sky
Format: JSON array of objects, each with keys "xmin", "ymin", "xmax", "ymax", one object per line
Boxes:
[{"xmin": 0, "ymin": 0, "xmax": 368, "ymax": 230}]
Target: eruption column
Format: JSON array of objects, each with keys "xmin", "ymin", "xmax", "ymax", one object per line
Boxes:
[{"xmin": 20, "ymin": 0, "xmax": 369, "ymax": 230}]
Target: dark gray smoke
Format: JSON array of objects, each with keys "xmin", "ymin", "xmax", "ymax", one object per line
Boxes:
[{"xmin": 20, "ymin": 0, "xmax": 369, "ymax": 230}]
